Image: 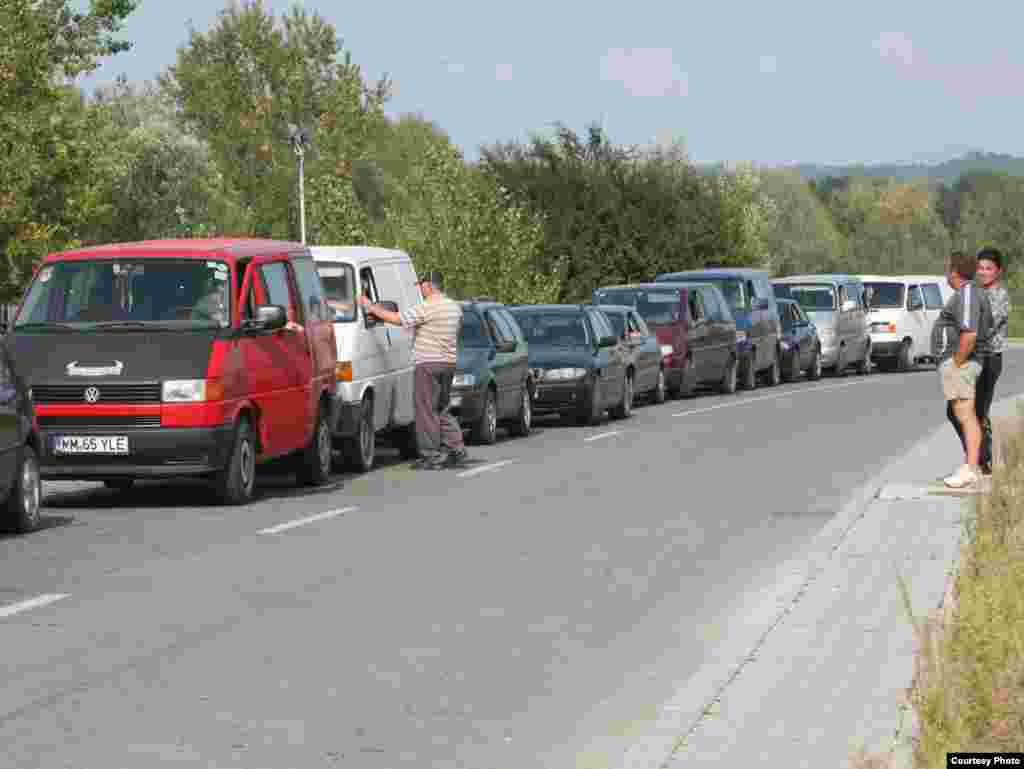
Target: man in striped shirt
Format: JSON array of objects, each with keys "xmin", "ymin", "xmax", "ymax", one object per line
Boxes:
[{"xmin": 360, "ymin": 270, "xmax": 468, "ymax": 469}]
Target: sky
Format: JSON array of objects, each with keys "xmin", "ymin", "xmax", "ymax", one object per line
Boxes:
[{"xmin": 84, "ymin": 0, "xmax": 1024, "ymax": 166}]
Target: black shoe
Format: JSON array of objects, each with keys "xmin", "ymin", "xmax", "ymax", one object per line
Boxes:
[
  {"xmin": 412, "ymin": 455, "xmax": 447, "ymax": 470},
  {"xmin": 442, "ymin": 449, "xmax": 469, "ymax": 468}
]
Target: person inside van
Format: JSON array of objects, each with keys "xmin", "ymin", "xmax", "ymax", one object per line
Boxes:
[
  {"xmin": 973, "ymin": 247, "xmax": 1010, "ymax": 476},
  {"xmin": 191, "ymin": 275, "xmax": 229, "ymax": 326}
]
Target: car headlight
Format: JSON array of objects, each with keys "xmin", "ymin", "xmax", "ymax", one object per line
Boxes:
[
  {"xmin": 660, "ymin": 344, "xmax": 674, "ymax": 357},
  {"xmin": 162, "ymin": 379, "xmax": 223, "ymax": 403},
  {"xmin": 543, "ymin": 368, "xmax": 588, "ymax": 381},
  {"xmin": 453, "ymin": 373, "xmax": 476, "ymax": 387},
  {"xmin": 736, "ymin": 330, "xmax": 748, "ymax": 343}
]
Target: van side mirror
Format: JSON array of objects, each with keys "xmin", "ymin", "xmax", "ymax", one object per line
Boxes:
[{"xmin": 243, "ymin": 304, "xmax": 287, "ymax": 333}]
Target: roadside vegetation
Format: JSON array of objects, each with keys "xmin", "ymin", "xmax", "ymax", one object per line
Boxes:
[{"xmin": 6, "ymin": 0, "xmax": 1024, "ymax": 321}]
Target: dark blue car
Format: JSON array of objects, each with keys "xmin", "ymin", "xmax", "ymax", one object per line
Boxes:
[{"xmin": 777, "ymin": 299, "xmax": 823, "ymax": 381}]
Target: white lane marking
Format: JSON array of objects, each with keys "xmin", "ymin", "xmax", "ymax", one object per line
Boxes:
[
  {"xmin": 457, "ymin": 460, "xmax": 515, "ymax": 479},
  {"xmin": 584, "ymin": 430, "xmax": 623, "ymax": 443},
  {"xmin": 258, "ymin": 507, "xmax": 357, "ymax": 535},
  {"xmin": 672, "ymin": 378, "xmax": 883, "ymax": 418},
  {"xmin": 0, "ymin": 593, "xmax": 70, "ymax": 620}
]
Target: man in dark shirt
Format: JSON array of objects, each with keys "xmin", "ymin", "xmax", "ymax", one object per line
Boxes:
[{"xmin": 931, "ymin": 251, "xmax": 993, "ymax": 489}]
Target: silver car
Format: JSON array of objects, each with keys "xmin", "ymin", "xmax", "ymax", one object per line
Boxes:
[{"xmin": 771, "ymin": 274, "xmax": 872, "ymax": 375}]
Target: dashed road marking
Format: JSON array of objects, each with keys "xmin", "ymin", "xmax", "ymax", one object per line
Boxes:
[
  {"xmin": 673, "ymin": 378, "xmax": 883, "ymax": 418},
  {"xmin": 457, "ymin": 460, "xmax": 515, "ymax": 479},
  {"xmin": 0, "ymin": 593, "xmax": 70, "ymax": 620},
  {"xmin": 584, "ymin": 431, "xmax": 623, "ymax": 443},
  {"xmin": 258, "ymin": 506, "xmax": 357, "ymax": 535}
]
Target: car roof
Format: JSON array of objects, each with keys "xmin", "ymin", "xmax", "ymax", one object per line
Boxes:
[
  {"xmin": 459, "ymin": 300, "xmax": 504, "ymax": 310},
  {"xmin": 508, "ymin": 304, "xmax": 588, "ymax": 312},
  {"xmin": 595, "ymin": 281, "xmax": 709, "ymax": 292},
  {"xmin": 593, "ymin": 304, "xmax": 634, "ymax": 314},
  {"xmin": 42, "ymin": 238, "xmax": 305, "ymax": 263},
  {"xmin": 657, "ymin": 268, "xmax": 768, "ymax": 280},
  {"xmin": 772, "ymin": 274, "xmax": 861, "ymax": 284},
  {"xmin": 310, "ymin": 245, "xmax": 410, "ymax": 263}
]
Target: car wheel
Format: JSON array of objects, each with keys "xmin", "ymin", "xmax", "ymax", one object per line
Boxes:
[
  {"xmin": 652, "ymin": 368, "xmax": 667, "ymax": 404},
  {"xmin": 103, "ymin": 479, "xmax": 134, "ymax": 492},
  {"xmin": 720, "ymin": 355, "xmax": 738, "ymax": 394},
  {"xmin": 576, "ymin": 382, "xmax": 604, "ymax": 425},
  {"xmin": 782, "ymin": 351, "xmax": 800, "ymax": 382},
  {"xmin": 214, "ymin": 416, "xmax": 256, "ymax": 505},
  {"xmin": 472, "ymin": 388, "xmax": 498, "ymax": 444},
  {"xmin": 808, "ymin": 347, "xmax": 823, "ymax": 380},
  {"xmin": 766, "ymin": 353, "xmax": 781, "ymax": 387},
  {"xmin": 611, "ymin": 374, "xmax": 633, "ymax": 419},
  {"xmin": 343, "ymin": 397, "xmax": 376, "ymax": 473},
  {"xmin": 858, "ymin": 342, "xmax": 873, "ymax": 375},
  {"xmin": 679, "ymin": 356, "xmax": 696, "ymax": 398},
  {"xmin": 897, "ymin": 340, "xmax": 913, "ymax": 372},
  {"xmin": 742, "ymin": 354, "xmax": 758, "ymax": 390},
  {"xmin": 509, "ymin": 384, "xmax": 533, "ymax": 437},
  {"xmin": 4, "ymin": 445, "xmax": 42, "ymax": 534},
  {"xmin": 297, "ymin": 402, "xmax": 333, "ymax": 486}
]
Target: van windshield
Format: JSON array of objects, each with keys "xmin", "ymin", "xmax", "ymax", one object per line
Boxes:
[
  {"xmin": 510, "ymin": 312, "xmax": 589, "ymax": 347},
  {"xmin": 780, "ymin": 284, "xmax": 836, "ymax": 311},
  {"xmin": 863, "ymin": 282, "xmax": 905, "ymax": 309},
  {"xmin": 595, "ymin": 289, "xmax": 683, "ymax": 325},
  {"xmin": 14, "ymin": 259, "xmax": 231, "ymax": 331},
  {"xmin": 317, "ymin": 264, "xmax": 357, "ymax": 322}
]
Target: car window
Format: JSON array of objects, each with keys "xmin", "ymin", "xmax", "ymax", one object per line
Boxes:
[
  {"xmin": 459, "ymin": 310, "xmax": 491, "ymax": 348},
  {"xmin": 629, "ymin": 311, "xmax": 648, "ymax": 336},
  {"xmin": 688, "ymin": 289, "xmax": 706, "ymax": 322},
  {"xmin": 704, "ymin": 289, "xmax": 725, "ymax": 321},
  {"xmin": 260, "ymin": 262, "xmax": 296, "ymax": 320},
  {"xmin": 318, "ymin": 263, "xmax": 357, "ymax": 322},
  {"xmin": 486, "ymin": 309, "xmax": 516, "ymax": 343},
  {"xmin": 291, "ymin": 256, "xmax": 326, "ymax": 322},
  {"xmin": 907, "ymin": 285, "xmax": 924, "ymax": 309},
  {"xmin": 847, "ymin": 283, "xmax": 865, "ymax": 308},
  {"xmin": 358, "ymin": 267, "xmax": 379, "ymax": 303},
  {"xmin": 498, "ymin": 308, "xmax": 525, "ymax": 343},
  {"xmin": 589, "ymin": 310, "xmax": 616, "ymax": 341},
  {"xmin": 786, "ymin": 283, "xmax": 836, "ymax": 311},
  {"xmin": 634, "ymin": 291, "xmax": 683, "ymax": 325},
  {"xmin": 864, "ymin": 282, "xmax": 904, "ymax": 309},
  {"xmin": 512, "ymin": 312, "xmax": 589, "ymax": 347},
  {"xmin": 922, "ymin": 283, "xmax": 944, "ymax": 310},
  {"xmin": 600, "ymin": 311, "xmax": 626, "ymax": 338}
]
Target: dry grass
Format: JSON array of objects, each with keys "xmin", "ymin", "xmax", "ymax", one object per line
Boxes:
[{"xmin": 907, "ymin": 419, "xmax": 1024, "ymax": 764}]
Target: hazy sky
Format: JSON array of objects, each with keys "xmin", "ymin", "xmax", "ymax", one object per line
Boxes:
[{"xmin": 86, "ymin": 0, "xmax": 1024, "ymax": 165}]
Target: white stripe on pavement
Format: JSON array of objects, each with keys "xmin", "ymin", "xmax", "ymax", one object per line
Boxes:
[
  {"xmin": 457, "ymin": 460, "xmax": 515, "ymax": 479},
  {"xmin": 258, "ymin": 507, "xmax": 357, "ymax": 535},
  {"xmin": 673, "ymin": 378, "xmax": 883, "ymax": 418},
  {"xmin": 0, "ymin": 593, "xmax": 70, "ymax": 619},
  {"xmin": 584, "ymin": 431, "xmax": 623, "ymax": 443}
]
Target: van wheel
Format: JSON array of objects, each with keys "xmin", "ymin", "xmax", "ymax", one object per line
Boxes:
[
  {"xmin": 214, "ymin": 417, "xmax": 256, "ymax": 505},
  {"xmin": 611, "ymin": 374, "xmax": 633, "ymax": 419},
  {"xmin": 652, "ymin": 368, "xmax": 667, "ymax": 404},
  {"xmin": 103, "ymin": 479, "xmax": 134, "ymax": 492},
  {"xmin": 343, "ymin": 397, "xmax": 376, "ymax": 472},
  {"xmin": 4, "ymin": 445, "xmax": 41, "ymax": 534},
  {"xmin": 720, "ymin": 356, "xmax": 738, "ymax": 394},
  {"xmin": 576, "ymin": 383, "xmax": 604, "ymax": 425},
  {"xmin": 858, "ymin": 342, "xmax": 873, "ymax": 375},
  {"xmin": 298, "ymin": 403, "xmax": 333, "ymax": 486},
  {"xmin": 509, "ymin": 384, "xmax": 533, "ymax": 437},
  {"xmin": 808, "ymin": 347, "xmax": 823, "ymax": 380},
  {"xmin": 897, "ymin": 340, "xmax": 913, "ymax": 372},
  {"xmin": 472, "ymin": 388, "xmax": 498, "ymax": 444},
  {"xmin": 766, "ymin": 353, "xmax": 781, "ymax": 387},
  {"xmin": 742, "ymin": 355, "xmax": 758, "ymax": 390}
]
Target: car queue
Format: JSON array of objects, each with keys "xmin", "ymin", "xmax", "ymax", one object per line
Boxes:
[{"xmin": 0, "ymin": 237, "xmax": 948, "ymax": 534}]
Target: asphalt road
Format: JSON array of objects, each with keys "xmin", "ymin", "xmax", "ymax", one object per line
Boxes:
[{"xmin": 4, "ymin": 352, "xmax": 1024, "ymax": 769}]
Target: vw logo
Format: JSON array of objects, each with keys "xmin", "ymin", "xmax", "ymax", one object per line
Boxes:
[{"xmin": 84, "ymin": 387, "xmax": 101, "ymax": 404}]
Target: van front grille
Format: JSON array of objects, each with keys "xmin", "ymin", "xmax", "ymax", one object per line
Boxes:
[{"xmin": 31, "ymin": 383, "xmax": 162, "ymax": 404}]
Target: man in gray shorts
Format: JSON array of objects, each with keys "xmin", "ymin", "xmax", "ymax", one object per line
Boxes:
[{"xmin": 931, "ymin": 250, "xmax": 993, "ymax": 489}]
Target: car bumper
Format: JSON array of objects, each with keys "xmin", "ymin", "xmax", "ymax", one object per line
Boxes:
[
  {"xmin": 39, "ymin": 425, "xmax": 235, "ymax": 480},
  {"xmin": 449, "ymin": 387, "xmax": 485, "ymax": 422},
  {"xmin": 531, "ymin": 378, "xmax": 590, "ymax": 414},
  {"xmin": 869, "ymin": 333, "xmax": 902, "ymax": 358},
  {"xmin": 819, "ymin": 339, "xmax": 840, "ymax": 366}
]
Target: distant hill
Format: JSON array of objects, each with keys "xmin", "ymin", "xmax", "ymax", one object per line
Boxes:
[{"xmin": 786, "ymin": 152, "xmax": 1024, "ymax": 183}]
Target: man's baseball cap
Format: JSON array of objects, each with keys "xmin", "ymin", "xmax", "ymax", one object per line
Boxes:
[{"xmin": 417, "ymin": 270, "xmax": 443, "ymax": 287}]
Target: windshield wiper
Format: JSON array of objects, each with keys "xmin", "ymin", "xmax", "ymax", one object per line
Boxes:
[
  {"xmin": 92, "ymin": 321, "xmax": 171, "ymax": 331},
  {"xmin": 11, "ymin": 322, "xmax": 77, "ymax": 332}
]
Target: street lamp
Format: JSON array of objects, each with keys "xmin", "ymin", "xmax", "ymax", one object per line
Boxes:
[{"xmin": 287, "ymin": 124, "xmax": 313, "ymax": 244}]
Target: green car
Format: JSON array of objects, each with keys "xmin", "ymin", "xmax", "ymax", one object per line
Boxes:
[{"xmin": 450, "ymin": 300, "xmax": 534, "ymax": 444}]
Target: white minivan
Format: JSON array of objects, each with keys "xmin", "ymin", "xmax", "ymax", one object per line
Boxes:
[
  {"xmin": 860, "ymin": 275, "xmax": 949, "ymax": 371},
  {"xmin": 311, "ymin": 246, "xmax": 421, "ymax": 471}
]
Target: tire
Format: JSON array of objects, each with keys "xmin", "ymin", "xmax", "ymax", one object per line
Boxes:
[
  {"xmin": 213, "ymin": 417, "xmax": 257, "ymax": 505},
  {"xmin": 575, "ymin": 382, "xmax": 604, "ymax": 426},
  {"xmin": 741, "ymin": 354, "xmax": 758, "ymax": 390},
  {"xmin": 611, "ymin": 374, "xmax": 633, "ymax": 419},
  {"xmin": 897, "ymin": 340, "xmax": 913, "ymax": 372},
  {"xmin": 343, "ymin": 397, "xmax": 375, "ymax": 473},
  {"xmin": 833, "ymin": 346, "xmax": 847, "ymax": 377},
  {"xmin": 652, "ymin": 368, "xmax": 667, "ymax": 404},
  {"xmin": 858, "ymin": 342, "xmax": 873, "ymax": 376},
  {"xmin": 766, "ymin": 352, "xmax": 781, "ymax": 387},
  {"xmin": 720, "ymin": 355, "xmax": 738, "ymax": 394},
  {"xmin": 782, "ymin": 351, "xmax": 800, "ymax": 382},
  {"xmin": 103, "ymin": 479, "xmax": 134, "ymax": 491},
  {"xmin": 472, "ymin": 388, "xmax": 498, "ymax": 444},
  {"xmin": 395, "ymin": 422, "xmax": 420, "ymax": 460},
  {"xmin": 4, "ymin": 445, "xmax": 41, "ymax": 534},
  {"xmin": 678, "ymin": 357, "xmax": 696, "ymax": 398},
  {"xmin": 807, "ymin": 347, "xmax": 823, "ymax": 380},
  {"xmin": 298, "ymin": 402, "xmax": 333, "ymax": 486},
  {"xmin": 509, "ymin": 384, "xmax": 533, "ymax": 437}
]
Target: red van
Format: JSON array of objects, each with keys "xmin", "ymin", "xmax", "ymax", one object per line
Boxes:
[{"xmin": 6, "ymin": 239, "xmax": 338, "ymax": 505}]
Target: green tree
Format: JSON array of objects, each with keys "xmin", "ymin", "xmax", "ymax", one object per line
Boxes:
[{"xmin": 757, "ymin": 169, "xmax": 846, "ymax": 275}]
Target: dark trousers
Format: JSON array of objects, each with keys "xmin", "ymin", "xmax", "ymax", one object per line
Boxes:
[
  {"xmin": 947, "ymin": 353, "xmax": 1002, "ymax": 468},
  {"xmin": 413, "ymin": 363, "xmax": 465, "ymax": 459}
]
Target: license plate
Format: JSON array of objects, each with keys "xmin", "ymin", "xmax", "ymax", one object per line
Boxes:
[{"xmin": 54, "ymin": 436, "xmax": 130, "ymax": 455}]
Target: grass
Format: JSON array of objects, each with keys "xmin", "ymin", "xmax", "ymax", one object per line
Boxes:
[{"xmin": 851, "ymin": 411, "xmax": 1024, "ymax": 768}]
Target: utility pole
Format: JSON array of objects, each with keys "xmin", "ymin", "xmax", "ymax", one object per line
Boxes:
[{"xmin": 288, "ymin": 124, "xmax": 312, "ymax": 244}]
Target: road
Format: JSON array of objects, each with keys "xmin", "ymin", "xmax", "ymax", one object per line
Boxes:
[{"xmin": 3, "ymin": 353, "xmax": 1024, "ymax": 769}]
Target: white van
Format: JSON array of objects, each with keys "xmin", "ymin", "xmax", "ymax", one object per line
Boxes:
[
  {"xmin": 310, "ymin": 246, "xmax": 421, "ymax": 471},
  {"xmin": 860, "ymin": 275, "xmax": 949, "ymax": 371}
]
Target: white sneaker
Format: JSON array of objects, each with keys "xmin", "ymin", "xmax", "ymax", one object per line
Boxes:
[{"xmin": 943, "ymin": 464, "xmax": 980, "ymax": 489}]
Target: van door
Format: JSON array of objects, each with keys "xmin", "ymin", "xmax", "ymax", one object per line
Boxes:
[
  {"xmin": 702, "ymin": 287, "xmax": 732, "ymax": 376},
  {"xmin": 357, "ymin": 264, "xmax": 393, "ymax": 431},
  {"xmin": 388, "ymin": 257, "xmax": 420, "ymax": 427},
  {"xmin": 240, "ymin": 257, "xmax": 312, "ymax": 454},
  {"xmin": 686, "ymin": 288, "xmax": 712, "ymax": 382},
  {"xmin": 905, "ymin": 284, "xmax": 928, "ymax": 358},
  {"xmin": 368, "ymin": 261, "xmax": 410, "ymax": 427},
  {"xmin": 484, "ymin": 308, "xmax": 519, "ymax": 417},
  {"xmin": 920, "ymin": 283, "xmax": 945, "ymax": 357}
]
